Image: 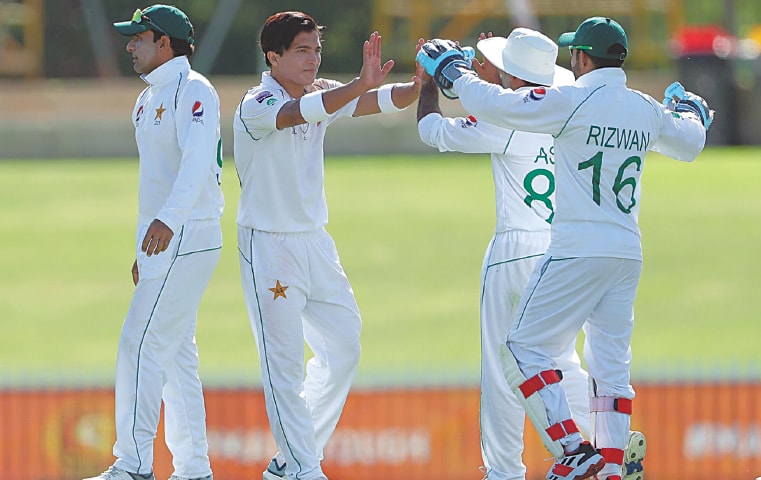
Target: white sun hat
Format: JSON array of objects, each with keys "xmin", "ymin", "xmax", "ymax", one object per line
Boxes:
[{"xmin": 477, "ymin": 27, "xmax": 568, "ymax": 86}]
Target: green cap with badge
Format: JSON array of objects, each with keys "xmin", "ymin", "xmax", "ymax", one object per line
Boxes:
[
  {"xmin": 557, "ymin": 17, "xmax": 627, "ymax": 60},
  {"xmin": 113, "ymin": 4, "xmax": 194, "ymax": 44}
]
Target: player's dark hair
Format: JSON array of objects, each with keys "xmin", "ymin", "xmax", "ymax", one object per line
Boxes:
[
  {"xmin": 260, "ymin": 11, "xmax": 324, "ymax": 67},
  {"xmin": 588, "ymin": 43, "xmax": 626, "ymax": 68},
  {"xmin": 150, "ymin": 29, "xmax": 195, "ymax": 58}
]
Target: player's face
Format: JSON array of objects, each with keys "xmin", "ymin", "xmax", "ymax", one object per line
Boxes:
[
  {"xmin": 126, "ymin": 30, "xmax": 165, "ymax": 75},
  {"xmin": 271, "ymin": 30, "xmax": 322, "ymax": 90}
]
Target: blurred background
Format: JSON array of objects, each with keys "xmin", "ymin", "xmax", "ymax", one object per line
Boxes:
[
  {"xmin": 1, "ymin": 1, "xmax": 760, "ymax": 479},
  {"xmin": 2, "ymin": 0, "xmax": 761, "ymax": 158}
]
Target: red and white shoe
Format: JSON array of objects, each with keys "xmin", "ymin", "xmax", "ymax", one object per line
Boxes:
[{"xmin": 546, "ymin": 441, "xmax": 605, "ymax": 480}]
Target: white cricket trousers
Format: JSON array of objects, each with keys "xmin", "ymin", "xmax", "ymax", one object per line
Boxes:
[
  {"xmin": 238, "ymin": 226, "xmax": 361, "ymax": 480},
  {"xmin": 113, "ymin": 219, "xmax": 221, "ymax": 478},
  {"xmin": 507, "ymin": 256, "xmax": 640, "ymax": 471},
  {"xmin": 480, "ymin": 231, "xmax": 590, "ymax": 480}
]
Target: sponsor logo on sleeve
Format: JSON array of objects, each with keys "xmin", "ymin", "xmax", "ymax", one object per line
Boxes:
[
  {"xmin": 255, "ymin": 91, "xmax": 274, "ymax": 103},
  {"xmin": 192, "ymin": 101, "xmax": 204, "ymax": 124},
  {"xmin": 459, "ymin": 115, "xmax": 478, "ymax": 128}
]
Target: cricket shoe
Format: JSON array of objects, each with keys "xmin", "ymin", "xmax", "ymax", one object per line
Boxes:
[
  {"xmin": 168, "ymin": 475, "xmax": 213, "ymax": 480},
  {"xmin": 263, "ymin": 453, "xmax": 286, "ymax": 480},
  {"xmin": 621, "ymin": 430, "xmax": 646, "ymax": 480},
  {"xmin": 82, "ymin": 466, "xmax": 155, "ymax": 480},
  {"xmin": 546, "ymin": 441, "xmax": 605, "ymax": 480}
]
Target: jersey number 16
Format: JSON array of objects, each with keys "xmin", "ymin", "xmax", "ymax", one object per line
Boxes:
[{"xmin": 578, "ymin": 151, "xmax": 642, "ymax": 214}]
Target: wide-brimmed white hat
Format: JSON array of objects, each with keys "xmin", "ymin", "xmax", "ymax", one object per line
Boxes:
[{"xmin": 477, "ymin": 28, "xmax": 560, "ymax": 86}]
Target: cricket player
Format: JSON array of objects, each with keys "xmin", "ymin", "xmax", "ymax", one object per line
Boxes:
[
  {"xmin": 418, "ymin": 28, "xmax": 645, "ymax": 480},
  {"xmin": 232, "ymin": 11, "xmax": 420, "ymax": 480},
  {"xmin": 418, "ymin": 16, "xmax": 710, "ymax": 480},
  {"xmin": 417, "ymin": 29, "xmax": 592, "ymax": 480},
  {"xmin": 84, "ymin": 5, "xmax": 223, "ymax": 480}
]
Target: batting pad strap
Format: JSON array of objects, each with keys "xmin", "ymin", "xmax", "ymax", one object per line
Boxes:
[
  {"xmin": 500, "ymin": 345, "xmax": 564, "ymax": 458},
  {"xmin": 546, "ymin": 419, "xmax": 579, "ymax": 441},
  {"xmin": 299, "ymin": 91, "xmax": 329, "ymax": 124},
  {"xmin": 599, "ymin": 447, "xmax": 624, "ymax": 465},
  {"xmin": 590, "ymin": 396, "xmax": 633, "ymax": 415},
  {"xmin": 519, "ymin": 369, "xmax": 561, "ymax": 398},
  {"xmin": 377, "ymin": 84, "xmax": 406, "ymax": 113}
]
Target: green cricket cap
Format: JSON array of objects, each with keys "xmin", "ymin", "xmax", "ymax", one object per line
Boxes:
[
  {"xmin": 558, "ymin": 17, "xmax": 628, "ymax": 60},
  {"xmin": 113, "ymin": 4, "xmax": 194, "ymax": 43}
]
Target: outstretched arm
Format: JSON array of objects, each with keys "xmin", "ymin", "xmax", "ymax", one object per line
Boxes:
[
  {"xmin": 416, "ymin": 39, "xmax": 442, "ymax": 122},
  {"xmin": 417, "ymin": 37, "xmax": 510, "ymax": 155},
  {"xmin": 353, "ymin": 37, "xmax": 423, "ymax": 117},
  {"xmin": 352, "ymin": 80, "xmax": 422, "ymax": 117},
  {"xmin": 324, "ymin": 30, "xmax": 395, "ymax": 112},
  {"xmin": 276, "ymin": 31, "xmax": 394, "ymax": 129},
  {"xmin": 417, "ymin": 77, "xmax": 441, "ymax": 122},
  {"xmin": 652, "ymin": 82, "xmax": 709, "ymax": 161}
]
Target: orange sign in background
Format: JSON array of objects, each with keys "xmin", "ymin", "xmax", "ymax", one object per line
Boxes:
[{"xmin": 0, "ymin": 382, "xmax": 759, "ymax": 480}]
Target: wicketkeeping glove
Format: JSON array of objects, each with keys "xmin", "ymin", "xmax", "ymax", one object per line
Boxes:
[
  {"xmin": 416, "ymin": 39, "xmax": 476, "ymax": 99},
  {"xmin": 662, "ymin": 81, "xmax": 715, "ymax": 130}
]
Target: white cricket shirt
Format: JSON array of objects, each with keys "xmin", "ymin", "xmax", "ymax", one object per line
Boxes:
[
  {"xmin": 132, "ymin": 56, "xmax": 223, "ymax": 234},
  {"xmin": 454, "ymin": 68, "xmax": 706, "ymax": 260},
  {"xmin": 418, "ymin": 67, "xmax": 576, "ymax": 233},
  {"xmin": 418, "ymin": 110, "xmax": 554, "ymax": 233},
  {"xmin": 233, "ymin": 72, "xmax": 359, "ymax": 232}
]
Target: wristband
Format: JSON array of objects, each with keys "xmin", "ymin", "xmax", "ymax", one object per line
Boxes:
[
  {"xmin": 299, "ymin": 90, "xmax": 330, "ymax": 124},
  {"xmin": 377, "ymin": 83, "xmax": 406, "ymax": 113}
]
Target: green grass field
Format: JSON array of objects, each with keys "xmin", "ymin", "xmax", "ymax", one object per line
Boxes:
[{"xmin": 1, "ymin": 148, "xmax": 758, "ymax": 385}]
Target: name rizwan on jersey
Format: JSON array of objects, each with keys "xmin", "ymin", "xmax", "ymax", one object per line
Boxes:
[{"xmin": 586, "ymin": 125, "xmax": 650, "ymax": 152}]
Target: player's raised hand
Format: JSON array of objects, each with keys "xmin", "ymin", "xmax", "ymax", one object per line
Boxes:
[
  {"xmin": 415, "ymin": 38, "xmax": 431, "ymax": 83},
  {"xmin": 472, "ymin": 32, "xmax": 502, "ymax": 86},
  {"xmin": 663, "ymin": 81, "xmax": 714, "ymax": 130},
  {"xmin": 359, "ymin": 31, "xmax": 394, "ymax": 90},
  {"xmin": 416, "ymin": 38, "xmax": 476, "ymax": 99}
]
